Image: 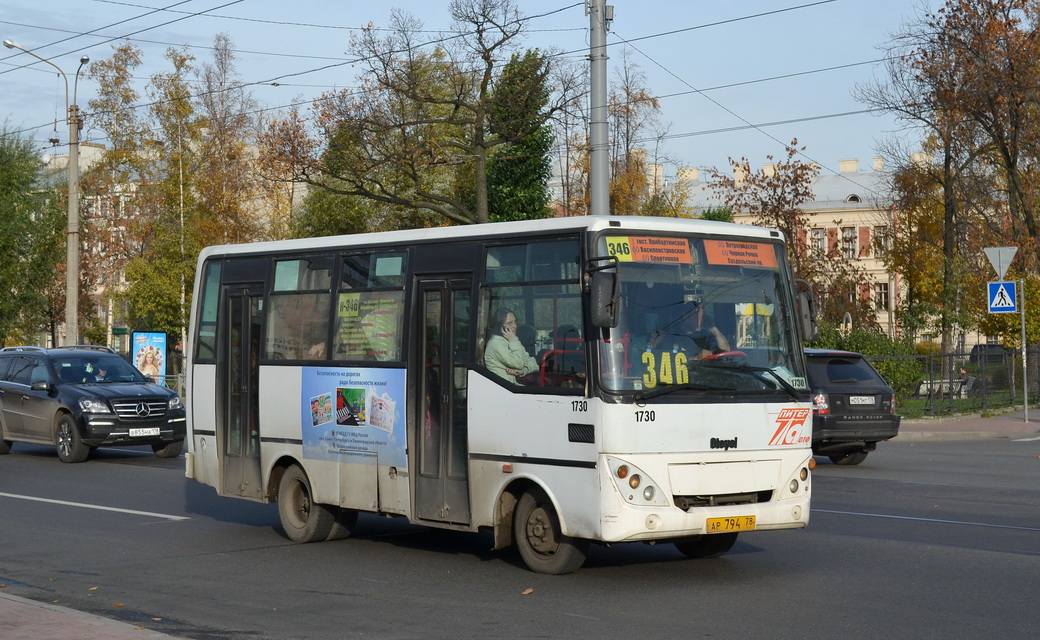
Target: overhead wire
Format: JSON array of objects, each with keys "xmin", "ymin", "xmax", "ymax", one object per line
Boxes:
[{"xmin": 5, "ymin": 0, "xmax": 894, "ymax": 192}]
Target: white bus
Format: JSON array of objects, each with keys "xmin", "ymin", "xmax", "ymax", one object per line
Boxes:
[{"xmin": 185, "ymin": 216, "xmax": 817, "ymax": 574}]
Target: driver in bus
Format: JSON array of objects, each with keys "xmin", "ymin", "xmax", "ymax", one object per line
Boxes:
[{"xmin": 646, "ymin": 300, "xmax": 730, "ymax": 359}]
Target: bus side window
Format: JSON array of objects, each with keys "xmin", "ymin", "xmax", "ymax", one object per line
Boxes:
[
  {"xmin": 264, "ymin": 293, "xmax": 331, "ymax": 360},
  {"xmin": 332, "ymin": 251, "xmax": 407, "ymax": 363}
]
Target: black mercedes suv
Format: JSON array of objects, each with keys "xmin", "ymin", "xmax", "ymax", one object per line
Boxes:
[{"xmin": 0, "ymin": 346, "xmax": 186, "ymax": 463}]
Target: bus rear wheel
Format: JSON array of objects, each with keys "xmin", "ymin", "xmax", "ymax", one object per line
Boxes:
[
  {"xmin": 674, "ymin": 532, "xmax": 738, "ymax": 559},
  {"xmin": 326, "ymin": 507, "xmax": 359, "ymax": 541},
  {"xmin": 514, "ymin": 487, "xmax": 589, "ymax": 575},
  {"xmin": 278, "ymin": 465, "xmax": 335, "ymax": 543}
]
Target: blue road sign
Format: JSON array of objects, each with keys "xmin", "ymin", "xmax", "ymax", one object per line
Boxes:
[{"xmin": 988, "ymin": 281, "xmax": 1018, "ymax": 313}]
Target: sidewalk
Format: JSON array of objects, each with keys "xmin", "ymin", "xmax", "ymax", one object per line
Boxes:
[
  {"xmin": 897, "ymin": 407, "xmax": 1040, "ymax": 441},
  {"xmin": 0, "ymin": 591, "xmax": 177, "ymax": 639},
  {"xmin": 2, "ymin": 410, "xmax": 1038, "ymax": 639}
]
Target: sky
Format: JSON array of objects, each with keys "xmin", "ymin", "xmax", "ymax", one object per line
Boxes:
[{"xmin": 0, "ymin": 0, "xmax": 940, "ymax": 182}]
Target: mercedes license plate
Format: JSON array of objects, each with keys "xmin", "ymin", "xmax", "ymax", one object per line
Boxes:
[
  {"xmin": 849, "ymin": 395, "xmax": 876, "ymax": 405},
  {"xmin": 706, "ymin": 515, "xmax": 756, "ymax": 533},
  {"xmin": 130, "ymin": 427, "xmax": 160, "ymax": 437}
]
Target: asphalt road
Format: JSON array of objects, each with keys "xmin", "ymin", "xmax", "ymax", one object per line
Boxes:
[{"xmin": 1, "ymin": 438, "xmax": 1038, "ymax": 640}]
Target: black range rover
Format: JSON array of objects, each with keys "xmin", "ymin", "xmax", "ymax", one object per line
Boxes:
[
  {"xmin": 805, "ymin": 348, "xmax": 901, "ymax": 466},
  {"xmin": 0, "ymin": 346, "xmax": 186, "ymax": 463}
]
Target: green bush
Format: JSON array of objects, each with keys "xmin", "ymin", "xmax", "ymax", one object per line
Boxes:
[
  {"xmin": 915, "ymin": 340, "xmax": 940, "ymax": 355},
  {"xmin": 808, "ymin": 324, "xmax": 923, "ymax": 398}
]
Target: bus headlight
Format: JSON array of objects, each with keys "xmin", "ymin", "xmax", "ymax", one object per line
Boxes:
[{"xmin": 607, "ymin": 457, "xmax": 669, "ymax": 507}]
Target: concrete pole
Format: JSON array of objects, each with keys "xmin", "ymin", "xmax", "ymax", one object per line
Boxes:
[
  {"xmin": 66, "ymin": 102, "xmax": 81, "ymax": 345},
  {"xmin": 589, "ymin": 0, "xmax": 611, "ymax": 216}
]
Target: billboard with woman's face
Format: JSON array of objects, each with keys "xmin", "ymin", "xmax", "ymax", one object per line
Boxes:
[{"xmin": 132, "ymin": 332, "xmax": 167, "ymax": 383}]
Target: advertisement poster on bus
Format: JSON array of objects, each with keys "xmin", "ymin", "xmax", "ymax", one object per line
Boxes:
[
  {"xmin": 131, "ymin": 331, "xmax": 167, "ymax": 384},
  {"xmin": 300, "ymin": 366, "xmax": 407, "ymax": 466}
]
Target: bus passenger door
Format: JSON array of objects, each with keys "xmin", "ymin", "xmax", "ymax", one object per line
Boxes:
[
  {"xmin": 415, "ymin": 278, "xmax": 471, "ymax": 525},
  {"xmin": 220, "ymin": 285, "xmax": 264, "ymax": 500}
]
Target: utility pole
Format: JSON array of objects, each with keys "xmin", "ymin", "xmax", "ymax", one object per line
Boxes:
[
  {"xmin": 588, "ymin": 0, "xmax": 612, "ymax": 216},
  {"xmin": 3, "ymin": 40, "xmax": 88, "ymax": 345}
]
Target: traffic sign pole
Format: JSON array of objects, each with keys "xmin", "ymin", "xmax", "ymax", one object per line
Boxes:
[
  {"xmin": 1021, "ymin": 280, "xmax": 1028, "ymax": 423},
  {"xmin": 984, "ymin": 247, "xmax": 1027, "ymax": 423}
]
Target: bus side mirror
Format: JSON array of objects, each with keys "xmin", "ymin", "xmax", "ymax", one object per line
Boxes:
[
  {"xmin": 798, "ymin": 290, "xmax": 818, "ymax": 342},
  {"xmin": 590, "ymin": 270, "xmax": 618, "ymax": 328}
]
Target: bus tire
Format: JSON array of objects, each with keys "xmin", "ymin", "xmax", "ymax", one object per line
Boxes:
[
  {"xmin": 278, "ymin": 465, "xmax": 335, "ymax": 543},
  {"xmin": 326, "ymin": 508, "xmax": 359, "ymax": 541},
  {"xmin": 152, "ymin": 440, "xmax": 184, "ymax": 459},
  {"xmin": 55, "ymin": 414, "xmax": 90, "ymax": 463},
  {"xmin": 829, "ymin": 451, "xmax": 868, "ymax": 465},
  {"xmin": 514, "ymin": 487, "xmax": 589, "ymax": 575},
  {"xmin": 674, "ymin": 532, "xmax": 738, "ymax": 559}
]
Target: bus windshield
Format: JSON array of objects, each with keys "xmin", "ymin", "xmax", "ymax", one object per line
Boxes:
[{"xmin": 594, "ymin": 233, "xmax": 808, "ymax": 395}]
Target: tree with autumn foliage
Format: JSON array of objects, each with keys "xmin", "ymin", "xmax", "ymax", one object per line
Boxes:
[
  {"xmin": 85, "ymin": 35, "xmax": 268, "ymax": 347},
  {"xmin": 551, "ymin": 50, "xmax": 686, "ymax": 218},
  {"xmin": 706, "ymin": 141, "xmax": 878, "ymax": 328},
  {"xmin": 259, "ymin": 0, "xmax": 572, "ymax": 226},
  {"xmin": 859, "ymin": 0, "xmax": 1039, "ymax": 351},
  {"xmin": 608, "ymin": 52, "xmax": 660, "ymax": 216}
]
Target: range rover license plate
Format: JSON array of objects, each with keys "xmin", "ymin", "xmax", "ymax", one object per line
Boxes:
[
  {"xmin": 849, "ymin": 395, "xmax": 875, "ymax": 405},
  {"xmin": 706, "ymin": 516, "xmax": 756, "ymax": 533},
  {"xmin": 130, "ymin": 427, "xmax": 160, "ymax": 437}
]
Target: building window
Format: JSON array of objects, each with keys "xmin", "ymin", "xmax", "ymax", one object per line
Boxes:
[
  {"xmin": 841, "ymin": 227, "xmax": 857, "ymax": 260},
  {"xmin": 811, "ymin": 228, "xmax": 826, "ymax": 256},
  {"xmin": 875, "ymin": 282, "xmax": 890, "ymax": 311},
  {"xmin": 873, "ymin": 225, "xmax": 890, "ymax": 259}
]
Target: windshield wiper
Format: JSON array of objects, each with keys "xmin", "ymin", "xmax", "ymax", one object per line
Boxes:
[
  {"xmin": 700, "ymin": 360, "xmax": 805, "ymax": 402},
  {"xmin": 634, "ymin": 382, "xmax": 730, "ymax": 402}
]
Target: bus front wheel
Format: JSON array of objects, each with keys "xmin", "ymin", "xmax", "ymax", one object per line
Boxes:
[
  {"xmin": 278, "ymin": 465, "xmax": 335, "ymax": 543},
  {"xmin": 514, "ymin": 488, "xmax": 589, "ymax": 575},
  {"xmin": 674, "ymin": 532, "xmax": 738, "ymax": 559}
]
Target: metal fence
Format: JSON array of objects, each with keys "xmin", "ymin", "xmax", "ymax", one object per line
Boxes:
[
  {"xmin": 869, "ymin": 347, "xmax": 1040, "ymax": 419},
  {"xmin": 155, "ymin": 373, "xmax": 185, "ymax": 398}
]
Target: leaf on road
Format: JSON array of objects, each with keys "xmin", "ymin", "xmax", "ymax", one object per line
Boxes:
[{"xmin": 522, "ymin": 588, "xmax": 535, "ymax": 595}]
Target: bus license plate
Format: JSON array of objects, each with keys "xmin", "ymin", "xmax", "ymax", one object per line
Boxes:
[
  {"xmin": 130, "ymin": 428, "xmax": 160, "ymax": 437},
  {"xmin": 706, "ymin": 515, "xmax": 756, "ymax": 533}
]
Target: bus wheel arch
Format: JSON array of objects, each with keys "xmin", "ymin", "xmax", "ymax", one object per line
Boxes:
[{"xmin": 275, "ymin": 462, "xmax": 336, "ymax": 543}]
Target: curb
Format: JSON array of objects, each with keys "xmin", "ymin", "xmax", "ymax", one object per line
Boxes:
[{"xmin": 0, "ymin": 591, "xmax": 176, "ymax": 639}]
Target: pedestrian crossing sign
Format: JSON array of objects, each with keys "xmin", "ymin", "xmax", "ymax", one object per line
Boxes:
[{"xmin": 988, "ymin": 281, "xmax": 1018, "ymax": 313}]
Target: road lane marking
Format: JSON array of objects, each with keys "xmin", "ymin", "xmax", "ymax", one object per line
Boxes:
[
  {"xmin": 0, "ymin": 492, "xmax": 189, "ymax": 521},
  {"xmin": 814, "ymin": 508, "xmax": 1040, "ymax": 532}
]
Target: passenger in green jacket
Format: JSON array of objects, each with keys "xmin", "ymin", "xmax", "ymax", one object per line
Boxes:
[{"xmin": 484, "ymin": 308, "xmax": 538, "ymax": 385}]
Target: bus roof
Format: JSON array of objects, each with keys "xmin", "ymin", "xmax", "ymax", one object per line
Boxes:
[{"xmin": 198, "ymin": 215, "xmax": 784, "ymax": 262}]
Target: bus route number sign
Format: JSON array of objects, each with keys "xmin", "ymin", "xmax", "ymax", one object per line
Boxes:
[
  {"xmin": 605, "ymin": 236, "xmax": 693, "ymax": 264},
  {"xmin": 706, "ymin": 515, "xmax": 757, "ymax": 533}
]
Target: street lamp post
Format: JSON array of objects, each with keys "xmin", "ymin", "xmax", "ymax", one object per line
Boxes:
[{"xmin": 4, "ymin": 40, "xmax": 89, "ymax": 346}]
